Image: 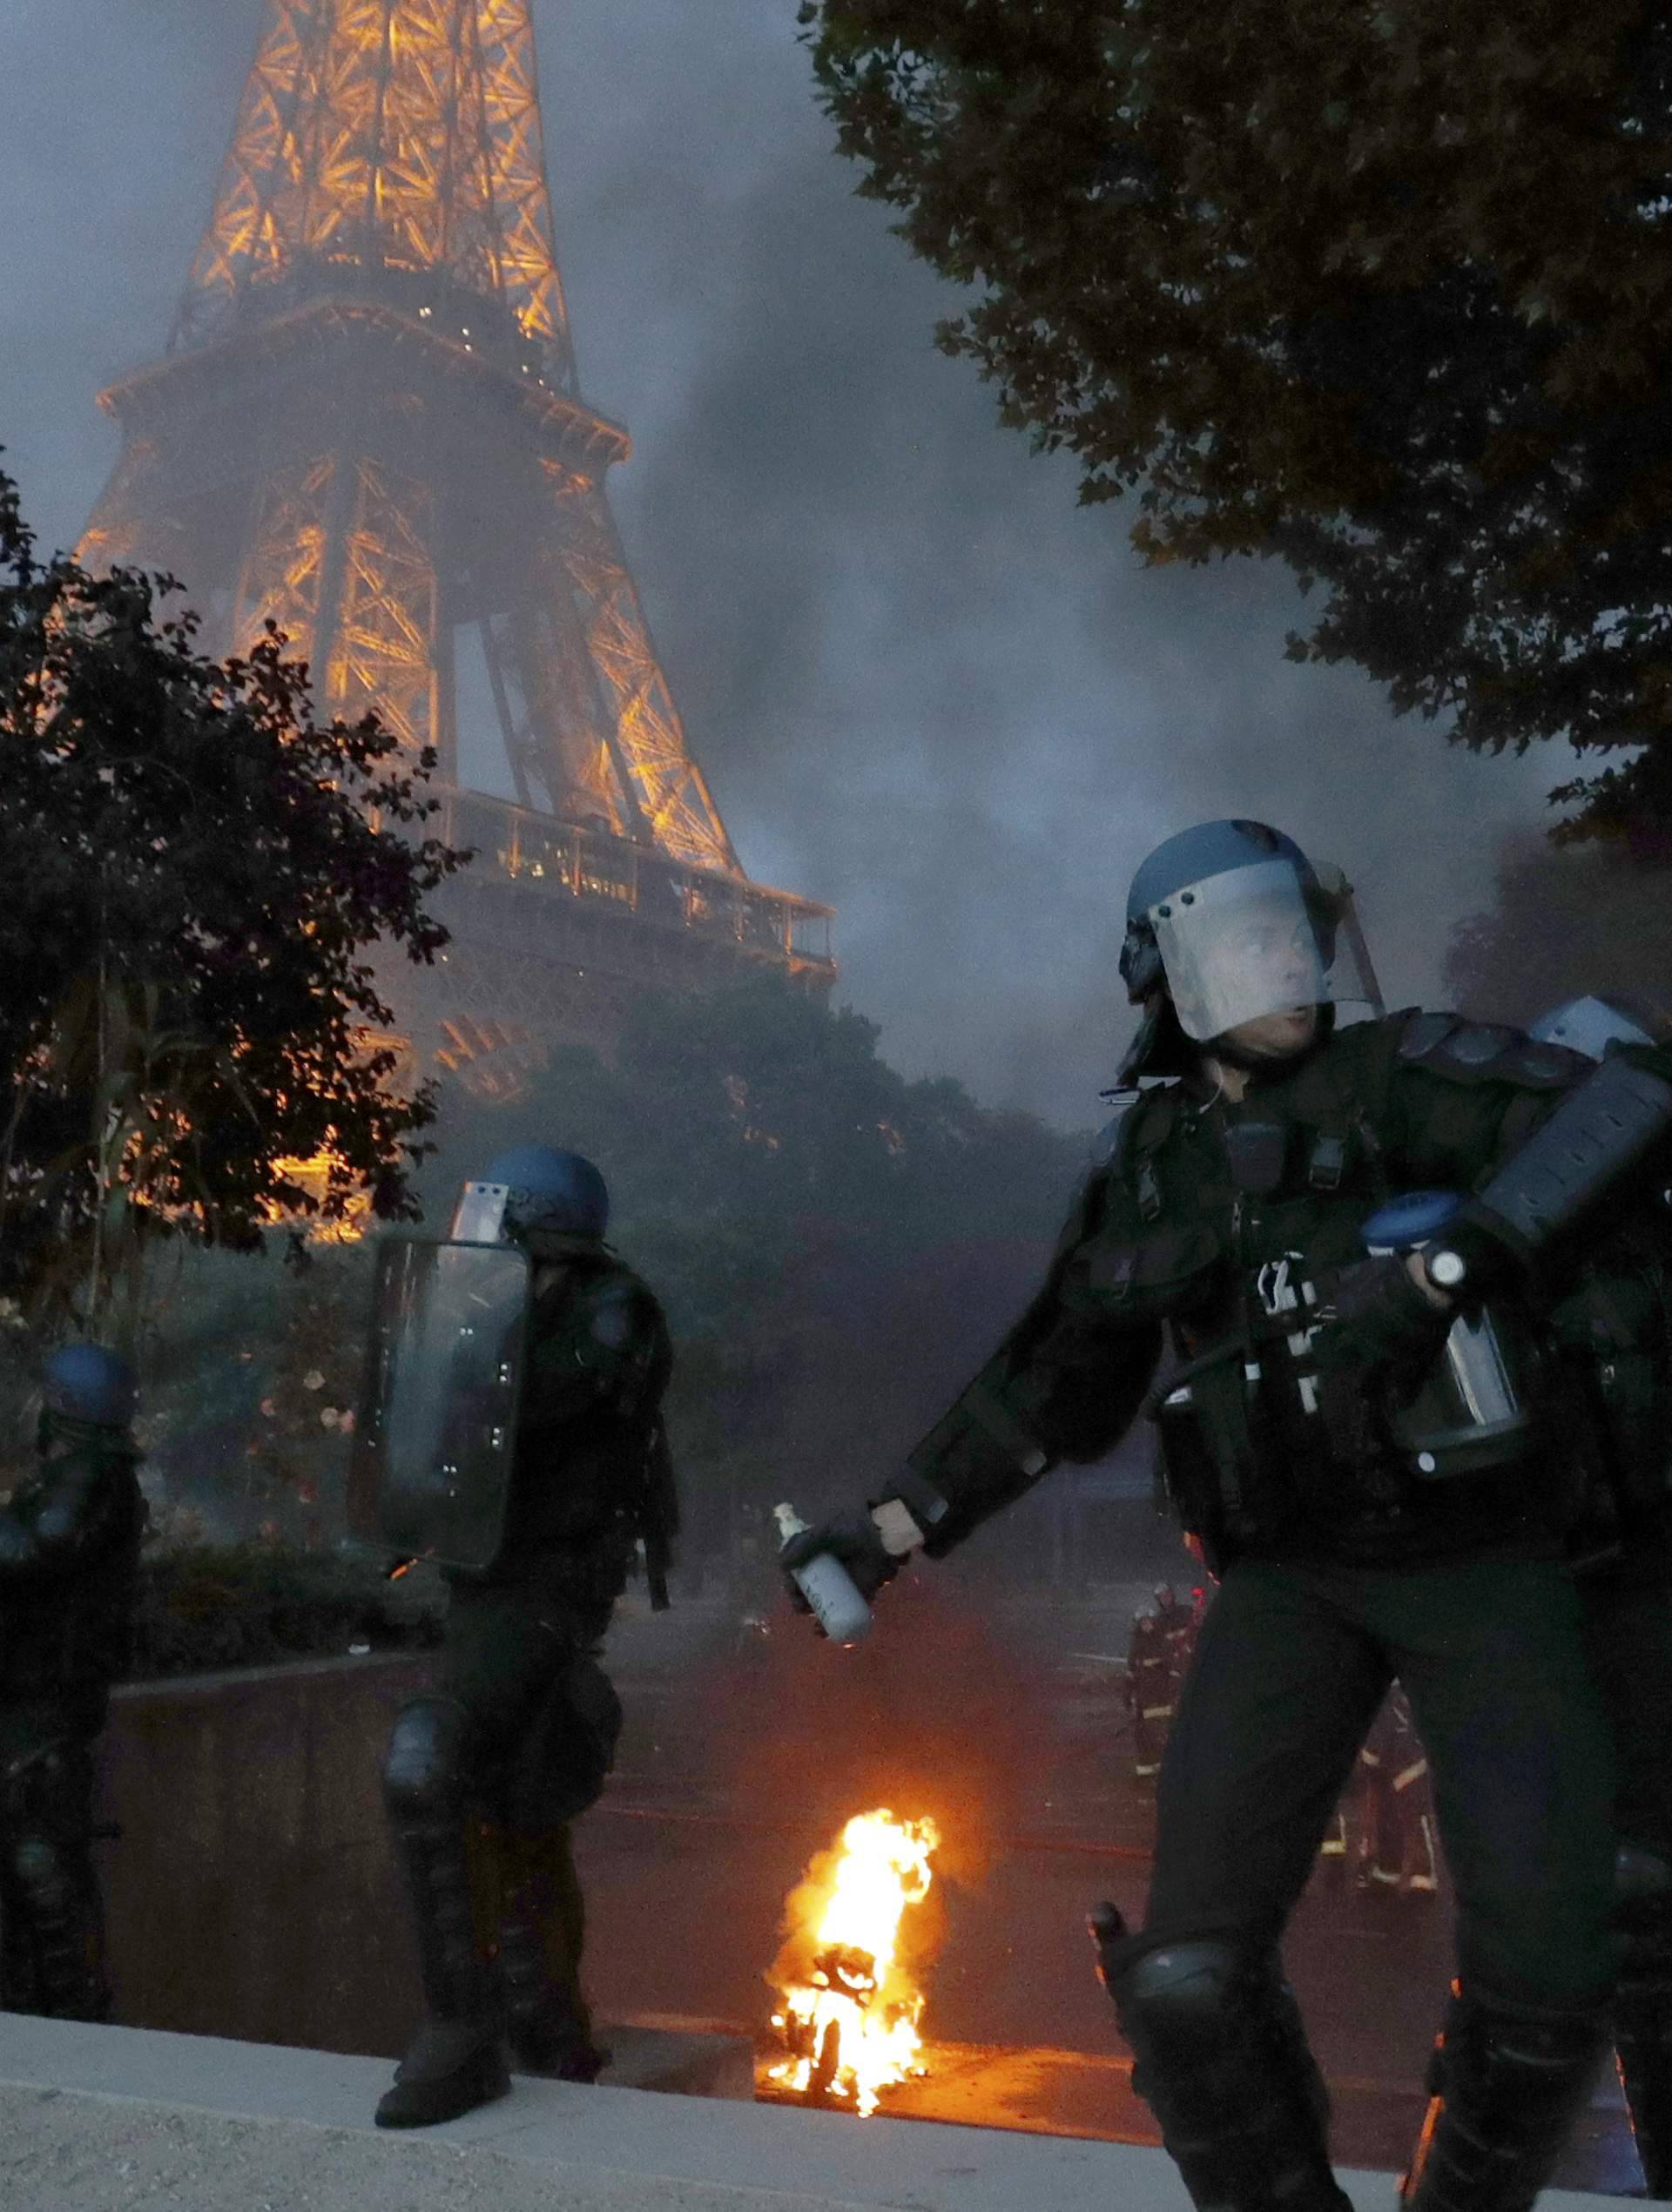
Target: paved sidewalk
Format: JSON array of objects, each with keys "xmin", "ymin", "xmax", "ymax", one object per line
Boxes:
[{"xmin": 0, "ymin": 2016, "xmax": 1621, "ymax": 2212}]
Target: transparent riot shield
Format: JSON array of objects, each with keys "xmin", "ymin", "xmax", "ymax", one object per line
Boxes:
[{"xmin": 348, "ymin": 1238, "xmax": 530, "ymax": 1573}]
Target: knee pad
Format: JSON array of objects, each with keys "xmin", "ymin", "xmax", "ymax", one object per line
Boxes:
[
  {"xmin": 9, "ymin": 1832, "xmax": 74, "ymax": 1909},
  {"xmin": 383, "ymin": 1697, "xmax": 472, "ymax": 1819},
  {"xmin": 1109, "ymin": 1935, "xmax": 1251, "ymax": 2068}
]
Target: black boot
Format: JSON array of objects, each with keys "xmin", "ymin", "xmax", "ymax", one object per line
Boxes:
[
  {"xmin": 490, "ymin": 1825, "xmax": 609, "ymax": 2081},
  {"xmin": 376, "ymin": 2018, "xmax": 509, "ymax": 2128},
  {"xmin": 377, "ymin": 1702, "xmax": 508, "ymax": 2129},
  {"xmin": 1614, "ymin": 1845, "xmax": 1672, "ymax": 2198},
  {"xmin": 497, "ymin": 1913, "xmax": 610, "ymax": 2080},
  {"xmin": 1400, "ymin": 1982, "xmax": 1608, "ymax": 2212},
  {"xmin": 1091, "ymin": 1905, "xmax": 1352, "ymax": 2212}
]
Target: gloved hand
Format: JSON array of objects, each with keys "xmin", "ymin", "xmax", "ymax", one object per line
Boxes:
[
  {"xmin": 1312, "ymin": 1252, "xmax": 1453, "ymax": 1381},
  {"xmin": 779, "ymin": 1507, "xmax": 903, "ymax": 1614},
  {"xmin": 1418, "ymin": 1207, "xmax": 1527, "ymax": 1300}
]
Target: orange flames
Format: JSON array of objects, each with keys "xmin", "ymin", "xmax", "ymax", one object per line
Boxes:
[{"xmin": 765, "ymin": 1808, "xmax": 940, "ymax": 2117}]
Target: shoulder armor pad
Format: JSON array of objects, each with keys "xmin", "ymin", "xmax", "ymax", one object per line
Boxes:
[
  {"xmin": 586, "ymin": 1291, "xmax": 637, "ymax": 1351},
  {"xmin": 1398, "ymin": 1011, "xmax": 1457, "ymax": 1062},
  {"xmin": 575, "ymin": 1265, "xmax": 660, "ymax": 1338},
  {"xmin": 1398, "ymin": 1012, "xmax": 1581, "ymax": 1089}
]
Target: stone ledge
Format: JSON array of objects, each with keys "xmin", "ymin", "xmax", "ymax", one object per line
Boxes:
[{"xmin": 0, "ymin": 2016, "xmax": 1620, "ymax": 2212}]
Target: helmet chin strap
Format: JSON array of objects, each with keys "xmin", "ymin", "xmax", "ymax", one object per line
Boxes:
[{"xmin": 1202, "ymin": 1002, "xmax": 1333, "ymax": 1075}]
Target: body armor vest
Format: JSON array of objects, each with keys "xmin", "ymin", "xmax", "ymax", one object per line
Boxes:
[
  {"xmin": 1114, "ymin": 1022, "xmax": 1562, "ymax": 1569},
  {"xmin": 469, "ymin": 1249, "xmax": 676, "ymax": 1607}
]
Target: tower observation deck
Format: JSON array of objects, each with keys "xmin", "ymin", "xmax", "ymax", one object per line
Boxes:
[{"xmin": 79, "ymin": 0, "xmax": 833, "ymax": 1099}]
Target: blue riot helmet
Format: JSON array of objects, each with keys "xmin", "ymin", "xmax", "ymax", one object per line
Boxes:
[
  {"xmin": 450, "ymin": 1144, "xmax": 610, "ymax": 1245},
  {"xmin": 42, "ymin": 1342, "xmax": 138, "ymax": 1430},
  {"xmin": 1527, "ymin": 994, "xmax": 1672, "ymax": 1062},
  {"xmin": 1119, "ymin": 821, "xmax": 1379, "ymax": 1066}
]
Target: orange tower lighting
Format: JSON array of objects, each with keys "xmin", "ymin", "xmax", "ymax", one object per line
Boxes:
[{"xmin": 81, "ymin": 0, "xmax": 833, "ymax": 1095}]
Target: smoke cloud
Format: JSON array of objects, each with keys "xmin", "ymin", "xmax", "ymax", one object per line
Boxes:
[{"xmin": 1, "ymin": 1, "xmax": 1561, "ymax": 1127}]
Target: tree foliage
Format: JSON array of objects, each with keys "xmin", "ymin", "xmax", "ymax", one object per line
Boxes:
[
  {"xmin": 799, "ymin": 2, "xmax": 1672, "ymax": 841},
  {"xmin": 0, "ymin": 465, "xmax": 469, "ymax": 1331}
]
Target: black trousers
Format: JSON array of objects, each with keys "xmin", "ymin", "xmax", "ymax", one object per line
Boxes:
[
  {"xmin": 393, "ymin": 1581, "xmax": 622, "ymax": 2041},
  {"xmin": 1143, "ymin": 1554, "xmax": 1618, "ymax": 2006},
  {"xmin": 1577, "ymin": 1559, "xmax": 1672, "ymax": 1858}
]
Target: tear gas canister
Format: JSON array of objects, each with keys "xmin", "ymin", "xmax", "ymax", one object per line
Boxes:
[
  {"xmin": 1360, "ymin": 1191, "xmax": 1535, "ymax": 1479},
  {"xmin": 774, "ymin": 1502, "xmax": 873, "ymax": 1646}
]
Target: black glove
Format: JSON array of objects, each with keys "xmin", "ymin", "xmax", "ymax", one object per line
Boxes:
[
  {"xmin": 1312, "ymin": 1252, "xmax": 1453, "ymax": 1381},
  {"xmin": 779, "ymin": 1507, "xmax": 902, "ymax": 1614},
  {"xmin": 1419, "ymin": 1207, "xmax": 1527, "ymax": 1301}
]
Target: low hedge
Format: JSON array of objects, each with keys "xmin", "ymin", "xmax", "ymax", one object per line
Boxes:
[{"xmin": 127, "ymin": 1542, "xmax": 445, "ymax": 1679}]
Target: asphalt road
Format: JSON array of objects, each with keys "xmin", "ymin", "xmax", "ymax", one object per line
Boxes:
[{"xmin": 576, "ymin": 1579, "xmax": 1642, "ymax": 2195}]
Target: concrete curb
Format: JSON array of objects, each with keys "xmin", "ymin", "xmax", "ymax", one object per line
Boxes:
[{"xmin": 0, "ymin": 2017, "xmax": 1622, "ymax": 2212}]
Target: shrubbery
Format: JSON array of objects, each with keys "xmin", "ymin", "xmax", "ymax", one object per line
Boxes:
[{"xmin": 126, "ymin": 1540, "xmax": 442, "ymax": 1679}]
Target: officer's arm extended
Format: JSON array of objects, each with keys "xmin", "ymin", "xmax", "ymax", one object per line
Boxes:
[
  {"xmin": 887, "ymin": 1196, "xmax": 1165, "ymax": 1559},
  {"xmin": 783, "ymin": 1160, "xmax": 1169, "ymax": 1595}
]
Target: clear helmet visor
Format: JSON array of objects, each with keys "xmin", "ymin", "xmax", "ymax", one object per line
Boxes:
[{"xmin": 1149, "ymin": 858, "xmax": 1376, "ymax": 1044}]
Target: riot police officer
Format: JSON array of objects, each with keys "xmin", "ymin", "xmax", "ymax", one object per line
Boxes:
[
  {"xmin": 1123, "ymin": 1582, "xmax": 1194, "ymax": 1778},
  {"xmin": 0, "ymin": 1342, "xmax": 146, "ymax": 2021},
  {"xmin": 1353, "ymin": 1686, "xmax": 1439, "ymax": 1899},
  {"xmin": 1529, "ymin": 994, "xmax": 1672, "ymax": 2194},
  {"xmin": 362, "ymin": 1146, "xmax": 675, "ymax": 2128},
  {"xmin": 782, "ymin": 819, "xmax": 1672, "ymax": 2212}
]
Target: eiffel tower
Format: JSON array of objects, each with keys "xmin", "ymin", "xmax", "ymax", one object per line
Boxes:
[{"xmin": 80, "ymin": 0, "xmax": 833, "ymax": 1101}]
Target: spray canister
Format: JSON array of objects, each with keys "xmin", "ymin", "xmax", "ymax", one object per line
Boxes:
[
  {"xmin": 1360, "ymin": 1191, "xmax": 1534, "ymax": 1479},
  {"xmin": 774, "ymin": 1501, "xmax": 873, "ymax": 1646}
]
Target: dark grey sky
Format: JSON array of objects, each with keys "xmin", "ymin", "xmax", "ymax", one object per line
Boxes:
[{"xmin": 1, "ymin": 2, "xmax": 1556, "ymax": 1127}]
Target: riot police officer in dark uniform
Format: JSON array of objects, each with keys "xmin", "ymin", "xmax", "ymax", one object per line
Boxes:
[
  {"xmin": 361, "ymin": 1145, "xmax": 675, "ymax": 2129},
  {"xmin": 1353, "ymin": 1685, "xmax": 1439, "ymax": 1899},
  {"xmin": 1529, "ymin": 995, "xmax": 1672, "ymax": 2195},
  {"xmin": 1124, "ymin": 1582, "xmax": 1195, "ymax": 1778},
  {"xmin": 783, "ymin": 820, "xmax": 1672, "ymax": 2212},
  {"xmin": 0, "ymin": 1342, "xmax": 146, "ymax": 2021}
]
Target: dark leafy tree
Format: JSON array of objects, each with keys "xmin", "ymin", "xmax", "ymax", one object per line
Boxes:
[
  {"xmin": 799, "ymin": 2, "xmax": 1672, "ymax": 844},
  {"xmin": 0, "ymin": 464, "xmax": 469, "ymax": 1333}
]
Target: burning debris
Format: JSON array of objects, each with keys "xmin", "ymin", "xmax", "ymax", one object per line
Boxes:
[{"xmin": 765, "ymin": 1808, "xmax": 941, "ymax": 2116}]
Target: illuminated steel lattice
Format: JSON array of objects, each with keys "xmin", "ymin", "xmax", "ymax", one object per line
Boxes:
[
  {"xmin": 172, "ymin": 0, "xmax": 574, "ymax": 388},
  {"xmin": 77, "ymin": 0, "xmax": 832, "ymax": 1083}
]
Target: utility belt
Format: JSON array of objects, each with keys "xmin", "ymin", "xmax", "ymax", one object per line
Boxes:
[{"xmin": 1147, "ymin": 1257, "xmax": 1543, "ymax": 1570}]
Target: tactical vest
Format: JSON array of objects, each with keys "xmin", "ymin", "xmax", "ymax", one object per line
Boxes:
[{"xmin": 1102, "ymin": 1017, "xmax": 1565, "ymax": 1569}]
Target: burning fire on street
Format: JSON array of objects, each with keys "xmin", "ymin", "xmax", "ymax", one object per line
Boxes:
[{"xmin": 763, "ymin": 1808, "xmax": 941, "ymax": 2117}]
